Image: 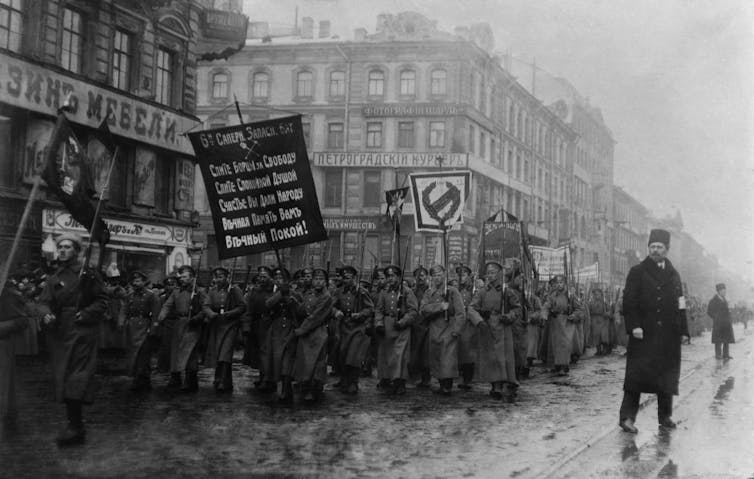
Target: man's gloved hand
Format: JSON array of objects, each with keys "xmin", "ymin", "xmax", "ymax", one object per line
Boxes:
[{"xmin": 632, "ymin": 327, "xmax": 644, "ymax": 339}]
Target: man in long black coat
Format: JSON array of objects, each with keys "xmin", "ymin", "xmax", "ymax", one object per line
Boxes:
[
  {"xmin": 619, "ymin": 229, "xmax": 689, "ymax": 434},
  {"xmin": 708, "ymin": 283, "xmax": 734, "ymax": 359}
]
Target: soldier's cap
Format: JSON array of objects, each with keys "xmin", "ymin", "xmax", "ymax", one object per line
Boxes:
[
  {"xmin": 413, "ymin": 265, "xmax": 428, "ymax": 277},
  {"xmin": 301, "ymin": 267, "xmax": 314, "ymax": 276},
  {"xmin": 105, "ymin": 263, "xmax": 121, "ymax": 278},
  {"xmin": 429, "ymin": 264, "xmax": 445, "ymax": 275},
  {"xmin": 716, "ymin": 283, "xmax": 726, "ymax": 291},
  {"xmin": 341, "ymin": 265, "xmax": 358, "ymax": 276},
  {"xmin": 177, "ymin": 265, "xmax": 196, "ymax": 276},
  {"xmin": 55, "ymin": 232, "xmax": 83, "ymax": 249},
  {"xmin": 648, "ymin": 228, "xmax": 670, "ymax": 247},
  {"xmin": 292, "ymin": 269, "xmax": 303, "ymax": 280},
  {"xmin": 273, "ymin": 267, "xmax": 291, "ymax": 280},
  {"xmin": 484, "ymin": 261, "xmax": 503, "ymax": 272},
  {"xmin": 334, "ymin": 266, "xmax": 344, "ymax": 276},
  {"xmin": 212, "ymin": 266, "xmax": 230, "ymax": 276},
  {"xmin": 257, "ymin": 265, "xmax": 272, "ymax": 275},
  {"xmin": 312, "ymin": 267, "xmax": 329, "ymax": 281},
  {"xmin": 385, "ymin": 264, "xmax": 402, "ymax": 276},
  {"xmin": 455, "ymin": 265, "xmax": 472, "ymax": 276},
  {"xmin": 130, "ymin": 271, "xmax": 148, "ymax": 282}
]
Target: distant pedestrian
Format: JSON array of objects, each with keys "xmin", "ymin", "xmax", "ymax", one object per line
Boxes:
[
  {"xmin": 619, "ymin": 229, "xmax": 689, "ymax": 434},
  {"xmin": 0, "ymin": 270, "xmax": 30, "ymax": 422},
  {"xmin": 708, "ymin": 283, "xmax": 734, "ymax": 359}
]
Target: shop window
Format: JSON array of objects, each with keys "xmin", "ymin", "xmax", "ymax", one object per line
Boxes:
[
  {"xmin": 430, "ymin": 69, "xmax": 446, "ymax": 96},
  {"xmin": 111, "ymin": 29, "xmax": 132, "ymax": 90},
  {"xmin": 367, "ymin": 70, "xmax": 384, "ymax": 97},
  {"xmin": 366, "ymin": 122, "xmax": 382, "ymax": 148},
  {"xmin": 327, "ymin": 122, "xmax": 344, "ymax": 149},
  {"xmin": 252, "ymin": 72, "xmax": 269, "ymax": 100},
  {"xmin": 429, "ymin": 121, "xmax": 445, "ymax": 148},
  {"xmin": 397, "ymin": 121, "xmax": 414, "ymax": 148},
  {"xmin": 324, "ymin": 168, "xmax": 342, "ymax": 208},
  {"xmin": 399, "ymin": 69, "xmax": 415, "ymax": 96},
  {"xmin": 155, "ymin": 48, "xmax": 174, "ymax": 106},
  {"xmin": 296, "ymin": 70, "xmax": 313, "ymax": 98},
  {"xmin": 329, "ymin": 70, "xmax": 345, "ymax": 97},
  {"xmin": 0, "ymin": 0, "xmax": 23, "ymax": 52},
  {"xmin": 108, "ymin": 148, "xmax": 130, "ymax": 209},
  {"xmin": 61, "ymin": 7, "xmax": 83, "ymax": 74},
  {"xmin": 363, "ymin": 170, "xmax": 381, "ymax": 207},
  {"xmin": 212, "ymin": 72, "xmax": 228, "ymax": 99}
]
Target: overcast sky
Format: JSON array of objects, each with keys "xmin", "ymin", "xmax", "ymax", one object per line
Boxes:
[{"xmin": 244, "ymin": 0, "xmax": 754, "ymax": 281}]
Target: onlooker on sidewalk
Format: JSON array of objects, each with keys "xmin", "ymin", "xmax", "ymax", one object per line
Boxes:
[{"xmin": 708, "ymin": 283, "xmax": 734, "ymax": 359}]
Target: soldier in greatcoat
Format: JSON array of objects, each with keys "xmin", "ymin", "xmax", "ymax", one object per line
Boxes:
[
  {"xmin": 525, "ymin": 286, "xmax": 546, "ymax": 371},
  {"xmin": 455, "ymin": 265, "xmax": 476, "ymax": 390},
  {"xmin": 156, "ymin": 265, "xmax": 205, "ymax": 393},
  {"xmin": 119, "ymin": 271, "xmax": 161, "ymax": 392},
  {"xmin": 156, "ymin": 274, "xmax": 178, "ymax": 374},
  {"xmin": 0, "ymin": 270, "xmax": 30, "ymax": 422},
  {"xmin": 38, "ymin": 234, "xmax": 109, "ymax": 446},
  {"xmin": 242, "ymin": 266, "xmax": 275, "ymax": 391},
  {"xmin": 708, "ymin": 283, "xmax": 734, "ymax": 359},
  {"xmin": 419, "ymin": 265, "xmax": 465, "ymax": 395},
  {"xmin": 505, "ymin": 258, "xmax": 529, "ymax": 380},
  {"xmin": 467, "ymin": 261, "xmax": 522, "ymax": 401},
  {"xmin": 374, "ymin": 265, "xmax": 418, "ymax": 395},
  {"xmin": 263, "ymin": 267, "xmax": 303, "ymax": 404},
  {"xmin": 327, "ymin": 267, "xmax": 344, "ymax": 383},
  {"xmin": 410, "ymin": 265, "xmax": 431, "ymax": 388},
  {"xmin": 203, "ymin": 266, "xmax": 246, "ymax": 392},
  {"xmin": 332, "ymin": 266, "xmax": 374, "ymax": 394},
  {"xmin": 619, "ymin": 229, "xmax": 689, "ymax": 434},
  {"xmin": 543, "ymin": 275, "xmax": 585, "ymax": 376},
  {"xmin": 589, "ymin": 288, "xmax": 611, "ymax": 356},
  {"xmin": 292, "ymin": 267, "xmax": 334, "ymax": 403}
]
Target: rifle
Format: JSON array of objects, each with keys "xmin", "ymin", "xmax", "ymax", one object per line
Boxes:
[{"xmin": 396, "ymin": 240, "xmax": 410, "ymax": 311}]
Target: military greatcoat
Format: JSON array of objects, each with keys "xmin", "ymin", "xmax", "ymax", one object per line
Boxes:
[
  {"xmin": 708, "ymin": 294, "xmax": 735, "ymax": 345},
  {"xmin": 158, "ymin": 285, "xmax": 205, "ymax": 373},
  {"xmin": 119, "ymin": 287, "xmax": 161, "ymax": 376},
  {"xmin": 333, "ymin": 284, "xmax": 374, "ymax": 369},
  {"xmin": 589, "ymin": 296, "xmax": 611, "ymax": 344},
  {"xmin": 264, "ymin": 289, "xmax": 303, "ymax": 382},
  {"xmin": 203, "ymin": 284, "xmax": 246, "ymax": 367},
  {"xmin": 543, "ymin": 291, "xmax": 585, "ymax": 367},
  {"xmin": 419, "ymin": 285, "xmax": 465, "ymax": 379},
  {"xmin": 457, "ymin": 280, "xmax": 477, "ymax": 365},
  {"xmin": 375, "ymin": 285, "xmax": 418, "ymax": 380},
  {"xmin": 292, "ymin": 288, "xmax": 334, "ymax": 384}
]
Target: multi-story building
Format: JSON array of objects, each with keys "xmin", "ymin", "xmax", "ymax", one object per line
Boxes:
[
  {"xmin": 612, "ymin": 185, "xmax": 650, "ymax": 286},
  {"xmin": 0, "ymin": 0, "xmax": 246, "ymax": 282},
  {"xmin": 195, "ymin": 12, "xmax": 577, "ymax": 271}
]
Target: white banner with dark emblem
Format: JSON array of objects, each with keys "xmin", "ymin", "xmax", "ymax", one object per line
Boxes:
[{"xmin": 409, "ymin": 170, "xmax": 471, "ymax": 232}]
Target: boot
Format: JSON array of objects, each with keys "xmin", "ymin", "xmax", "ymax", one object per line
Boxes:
[
  {"xmin": 393, "ymin": 378, "xmax": 406, "ymax": 396},
  {"xmin": 440, "ymin": 378, "xmax": 452, "ymax": 396},
  {"xmin": 344, "ymin": 367, "xmax": 359, "ymax": 395},
  {"xmin": 213, "ymin": 365, "xmax": 223, "ymax": 391},
  {"xmin": 57, "ymin": 400, "xmax": 85, "ymax": 446},
  {"xmin": 302, "ymin": 382, "xmax": 315, "ymax": 402},
  {"xmin": 167, "ymin": 372, "xmax": 182, "ymax": 390},
  {"xmin": 415, "ymin": 370, "xmax": 431, "ymax": 389},
  {"xmin": 216, "ymin": 362, "xmax": 233, "ymax": 393},
  {"xmin": 180, "ymin": 370, "xmax": 199, "ymax": 393},
  {"xmin": 278, "ymin": 377, "xmax": 293, "ymax": 405},
  {"xmin": 458, "ymin": 364, "xmax": 473, "ymax": 390}
]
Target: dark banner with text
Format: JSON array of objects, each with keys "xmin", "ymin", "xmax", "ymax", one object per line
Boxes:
[{"xmin": 188, "ymin": 115, "xmax": 327, "ymax": 259}]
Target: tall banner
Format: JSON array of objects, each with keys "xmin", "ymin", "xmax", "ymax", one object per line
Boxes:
[
  {"xmin": 529, "ymin": 245, "xmax": 572, "ymax": 280},
  {"xmin": 477, "ymin": 221, "xmax": 521, "ymax": 272},
  {"xmin": 188, "ymin": 115, "xmax": 327, "ymax": 259},
  {"xmin": 576, "ymin": 261, "xmax": 599, "ymax": 282},
  {"xmin": 409, "ymin": 170, "xmax": 471, "ymax": 232}
]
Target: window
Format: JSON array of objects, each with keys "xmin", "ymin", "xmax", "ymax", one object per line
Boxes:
[
  {"xmin": 154, "ymin": 157, "xmax": 172, "ymax": 214},
  {"xmin": 0, "ymin": 0, "xmax": 22, "ymax": 52},
  {"xmin": 468, "ymin": 124, "xmax": 475, "ymax": 153},
  {"xmin": 302, "ymin": 121, "xmax": 311, "ymax": 146},
  {"xmin": 327, "ymin": 123, "xmax": 344, "ymax": 149},
  {"xmin": 430, "ymin": 69, "xmax": 446, "ymax": 96},
  {"xmin": 507, "ymin": 148, "xmax": 513, "ymax": 173},
  {"xmin": 366, "ymin": 122, "xmax": 382, "ymax": 148},
  {"xmin": 469, "ymin": 72, "xmax": 476, "ymax": 105},
  {"xmin": 399, "ymin": 69, "xmax": 415, "ymax": 96},
  {"xmin": 480, "ymin": 131, "xmax": 486, "ymax": 159},
  {"xmin": 368, "ymin": 70, "xmax": 384, "ymax": 96},
  {"xmin": 516, "ymin": 152, "xmax": 522, "ymax": 180},
  {"xmin": 111, "ymin": 30, "xmax": 132, "ymax": 90},
  {"xmin": 324, "ymin": 169, "xmax": 343, "ymax": 207},
  {"xmin": 524, "ymin": 159, "xmax": 530, "ymax": 182},
  {"xmin": 61, "ymin": 8, "xmax": 83, "ymax": 73},
  {"xmin": 252, "ymin": 72, "xmax": 269, "ymax": 100},
  {"xmin": 155, "ymin": 48, "xmax": 173, "ymax": 105},
  {"xmin": 429, "ymin": 121, "xmax": 445, "ymax": 148},
  {"xmin": 296, "ymin": 71, "xmax": 313, "ymax": 97},
  {"xmin": 363, "ymin": 171, "xmax": 381, "ymax": 207},
  {"xmin": 329, "ymin": 70, "xmax": 345, "ymax": 97},
  {"xmin": 398, "ymin": 121, "xmax": 414, "ymax": 148},
  {"xmin": 211, "ymin": 72, "xmax": 228, "ymax": 99}
]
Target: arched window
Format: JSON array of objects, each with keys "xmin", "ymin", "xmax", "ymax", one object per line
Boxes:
[
  {"xmin": 252, "ymin": 72, "xmax": 269, "ymax": 100},
  {"xmin": 367, "ymin": 69, "xmax": 384, "ymax": 96},
  {"xmin": 329, "ymin": 70, "xmax": 345, "ymax": 97},
  {"xmin": 399, "ymin": 69, "xmax": 415, "ymax": 96},
  {"xmin": 430, "ymin": 69, "xmax": 446, "ymax": 96},
  {"xmin": 212, "ymin": 72, "xmax": 228, "ymax": 98},
  {"xmin": 296, "ymin": 70, "xmax": 313, "ymax": 97}
]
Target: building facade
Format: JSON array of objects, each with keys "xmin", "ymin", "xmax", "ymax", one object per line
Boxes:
[{"xmin": 0, "ymin": 0, "xmax": 245, "ymax": 283}]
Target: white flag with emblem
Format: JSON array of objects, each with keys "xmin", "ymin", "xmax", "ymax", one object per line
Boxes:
[{"xmin": 409, "ymin": 170, "xmax": 472, "ymax": 232}]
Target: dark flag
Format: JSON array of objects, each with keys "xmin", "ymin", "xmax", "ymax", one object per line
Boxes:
[
  {"xmin": 385, "ymin": 187, "xmax": 409, "ymax": 235},
  {"xmin": 95, "ymin": 118, "xmax": 117, "ymax": 156},
  {"xmin": 42, "ymin": 113, "xmax": 110, "ymax": 246}
]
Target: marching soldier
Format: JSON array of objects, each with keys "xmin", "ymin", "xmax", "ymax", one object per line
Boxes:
[
  {"xmin": 332, "ymin": 266, "xmax": 374, "ymax": 394},
  {"xmin": 242, "ymin": 266, "xmax": 275, "ymax": 391},
  {"xmin": 155, "ymin": 265, "xmax": 205, "ymax": 393},
  {"xmin": 525, "ymin": 286, "xmax": 547, "ymax": 371},
  {"xmin": 589, "ymin": 288, "xmax": 611, "ymax": 356},
  {"xmin": 543, "ymin": 275, "xmax": 586, "ymax": 376},
  {"xmin": 156, "ymin": 274, "xmax": 178, "ymax": 374},
  {"xmin": 263, "ymin": 267, "xmax": 303, "ymax": 404},
  {"xmin": 38, "ymin": 233, "xmax": 109, "ymax": 446},
  {"xmin": 374, "ymin": 265, "xmax": 418, "ymax": 396},
  {"xmin": 364, "ymin": 268, "xmax": 388, "ymax": 379},
  {"xmin": 505, "ymin": 258, "xmax": 529, "ymax": 380},
  {"xmin": 203, "ymin": 266, "xmax": 246, "ymax": 393},
  {"xmin": 297, "ymin": 267, "xmax": 314, "ymax": 295},
  {"xmin": 119, "ymin": 271, "xmax": 161, "ymax": 392},
  {"xmin": 410, "ymin": 265, "xmax": 431, "ymax": 388},
  {"xmin": 419, "ymin": 265, "xmax": 465, "ymax": 395},
  {"xmin": 455, "ymin": 265, "xmax": 476, "ymax": 390},
  {"xmin": 327, "ymin": 267, "xmax": 344, "ymax": 382},
  {"xmin": 292, "ymin": 267, "xmax": 334, "ymax": 403},
  {"xmin": 467, "ymin": 261, "xmax": 522, "ymax": 401}
]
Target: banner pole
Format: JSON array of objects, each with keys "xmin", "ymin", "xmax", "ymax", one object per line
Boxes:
[
  {"xmin": 83, "ymin": 145, "xmax": 120, "ymax": 273},
  {"xmin": 233, "ymin": 94, "xmax": 244, "ymax": 124},
  {"xmin": 441, "ymin": 221, "xmax": 449, "ymax": 321},
  {"xmin": 0, "ymin": 176, "xmax": 41, "ymax": 295}
]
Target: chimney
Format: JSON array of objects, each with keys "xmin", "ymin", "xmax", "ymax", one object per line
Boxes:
[
  {"xmin": 319, "ymin": 20, "xmax": 331, "ymax": 38},
  {"xmin": 354, "ymin": 28, "xmax": 367, "ymax": 41},
  {"xmin": 301, "ymin": 17, "xmax": 314, "ymax": 39}
]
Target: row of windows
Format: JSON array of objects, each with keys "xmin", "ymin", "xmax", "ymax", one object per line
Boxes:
[
  {"xmin": 211, "ymin": 68, "xmax": 449, "ymax": 101},
  {"xmin": 312, "ymin": 120, "xmax": 447, "ymax": 149}
]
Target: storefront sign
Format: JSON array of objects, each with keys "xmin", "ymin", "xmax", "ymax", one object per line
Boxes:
[
  {"xmin": 133, "ymin": 148, "xmax": 156, "ymax": 206},
  {"xmin": 175, "ymin": 159, "xmax": 195, "ymax": 211},
  {"xmin": 0, "ymin": 51, "xmax": 196, "ymax": 155},
  {"xmin": 313, "ymin": 152, "xmax": 467, "ymax": 169},
  {"xmin": 323, "ymin": 216, "xmax": 378, "ymax": 231},
  {"xmin": 42, "ymin": 208, "xmax": 191, "ymax": 247},
  {"xmin": 202, "ymin": 9, "xmax": 248, "ymax": 41},
  {"xmin": 188, "ymin": 116, "xmax": 327, "ymax": 259},
  {"xmin": 362, "ymin": 103, "xmax": 465, "ymax": 117}
]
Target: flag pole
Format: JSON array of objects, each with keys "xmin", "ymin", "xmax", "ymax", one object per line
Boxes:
[
  {"xmin": 82, "ymin": 146, "xmax": 119, "ymax": 273},
  {"xmin": 0, "ymin": 177, "xmax": 42, "ymax": 295}
]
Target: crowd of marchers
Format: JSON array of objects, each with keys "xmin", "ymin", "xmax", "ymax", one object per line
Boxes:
[{"xmin": 0, "ymin": 233, "xmax": 750, "ymax": 446}]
